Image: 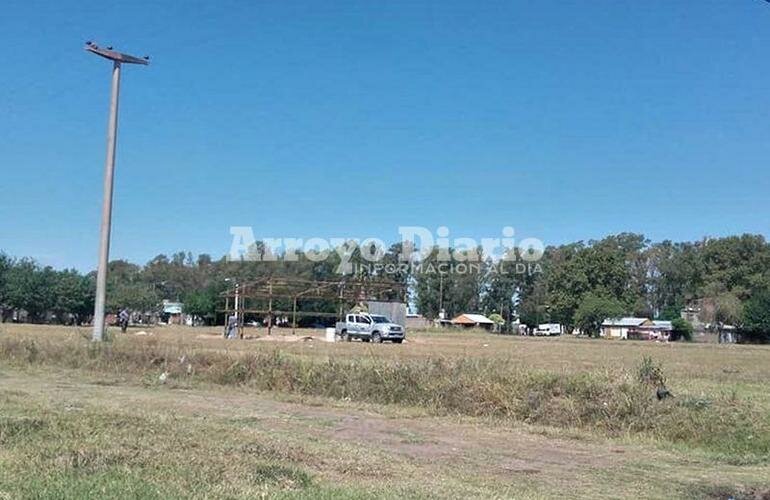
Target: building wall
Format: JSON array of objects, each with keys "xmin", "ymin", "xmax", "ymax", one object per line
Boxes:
[
  {"xmin": 367, "ymin": 301, "xmax": 407, "ymax": 327},
  {"xmin": 405, "ymin": 316, "xmax": 431, "ymax": 329},
  {"xmin": 602, "ymin": 326, "xmax": 628, "ymax": 339}
]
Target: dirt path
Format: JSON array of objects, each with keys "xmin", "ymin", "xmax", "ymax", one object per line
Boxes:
[
  {"xmin": 1, "ymin": 368, "xmax": 766, "ymax": 498},
  {"xmin": 4, "ymin": 370, "xmax": 614, "ymax": 472}
]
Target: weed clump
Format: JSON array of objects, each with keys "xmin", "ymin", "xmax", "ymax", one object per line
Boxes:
[
  {"xmin": 636, "ymin": 355, "xmax": 666, "ymax": 387},
  {"xmin": 0, "ymin": 417, "xmax": 46, "ymax": 444}
]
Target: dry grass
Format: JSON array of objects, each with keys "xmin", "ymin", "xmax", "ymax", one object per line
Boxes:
[
  {"xmin": 1, "ymin": 323, "xmax": 770, "ymax": 498},
  {"xmin": 2, "ymin": 323, "xmax": 770, "ymax": 461}
]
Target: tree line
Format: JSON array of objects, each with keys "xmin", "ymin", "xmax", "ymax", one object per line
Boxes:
[
  {"xmin": 0, "ymin": 247, "xmax": 406, "ymax": 325},
  {"xmin": 1, "ymin": 233, "xmax": 770, "ymax": 340},
  {"xmin": 417, "ymin": 233, "xmax": 770, "ymax": 341}
]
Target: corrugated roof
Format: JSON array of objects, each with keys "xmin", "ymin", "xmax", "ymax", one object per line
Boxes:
[
  {"xmin": 602, "ymin": 317, "xmax": 649, "ymax": 327},
  {"xmin": 452, "ymin": 313, "xmax": 494, "ymax": 324},
  {"xmin": 162, "ymin": 301, "xmax": 183, "ymax": 314}
]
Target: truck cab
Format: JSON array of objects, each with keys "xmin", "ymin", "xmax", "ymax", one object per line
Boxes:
[{"xmin": 336, "ymin": 313, "xmax": 405, "ymax": 343}]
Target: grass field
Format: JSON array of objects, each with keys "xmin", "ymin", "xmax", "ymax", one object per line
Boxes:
[{"xmin": 1, "ymin": 323, "xmax": 769, "ymax": 499}]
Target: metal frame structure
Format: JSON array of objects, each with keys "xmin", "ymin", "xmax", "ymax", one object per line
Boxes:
[{"xmin": 221, "ymin": 277, "xmax": 407, "ymax": 337}]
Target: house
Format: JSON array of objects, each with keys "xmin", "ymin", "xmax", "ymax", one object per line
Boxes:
[
  {"xmin": 451, "ymin": 313, "xmax": 495, "ymax": 330},
  {"xmin": 718, "ymin": 324, "xmax": 738, "ymax": 344},
  {"xmin": 681, "ymin": 305, "xmax": 706, "ymax": 332},
  {"xmin": 601, "ymin": 317, "xmax": 653, "ymax": 339},
  {"xmin": 161, "ymin": 300, "xmax": 184, "ymax": 325},
  {"xmin": 627, "ymin": 320, "xmax": 673, "ymax": 341}
]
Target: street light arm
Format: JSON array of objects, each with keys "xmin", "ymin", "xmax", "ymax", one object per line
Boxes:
[{"xmin": 85, "ymin": 42, "xmax": 149, "ymax": 65}]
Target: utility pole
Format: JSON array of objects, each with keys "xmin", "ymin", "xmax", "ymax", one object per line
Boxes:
[
  {"xmin": 438, "ymin": 273, "xmax": 445, "ymax": 319},
  {"xmin": 225, "ymin": 278, "xmax": 240, "ymax": 337},
  {"xmin": 85, "ymin": 42, "xmax": 149, "ymax": 342}
]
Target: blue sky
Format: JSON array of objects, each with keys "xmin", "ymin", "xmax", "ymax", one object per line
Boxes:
[{"xmin": 2, "ymin": 0, "xmax": 769, "ymax": 271}]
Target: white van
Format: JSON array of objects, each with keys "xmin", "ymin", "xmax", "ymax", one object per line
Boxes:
[{"xmin": 535, "ymin": 323, "xmax": 562, "ymax": 336}]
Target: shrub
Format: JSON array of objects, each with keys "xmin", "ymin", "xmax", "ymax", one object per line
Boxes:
[
  {"xmin": 670, "ymin": 318, "xmax": 693, "ymax": 341},
  {"xmin": 636, "ymin": 355, "xmax": 666, "ymax": 386}
]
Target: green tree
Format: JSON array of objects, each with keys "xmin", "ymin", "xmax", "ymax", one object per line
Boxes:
[
  {"xmin": 742, "ymin": 289, "xmax": 770, "ymax": 343},
  {"xmin": 700, "ymin": 235, "xmax": 770, "ymax": 301},
  {"xmin": 658, "ymin": 305, "xmax": 682, "ymax": 321},
  {"xmin": 108, "ymin": 283, "xmax": 159, "ymax": 313},
  {"xmin": 488, "ymin": 312, "xmax": 505, "ymax": 332},
  {"xmin": 536, "ymin": 235, "xmax": 646, "ymax": 331},
  {"xmin": 0, "ymin": 253, "xmax": 12, "ymax": 321},
  {"xmin": 52, "ymin": 269, "xmax": 94, "ymax": 324},
  {"xmin": 540, "ymin": 243, "xmax": 587, "ymax": 330},
  {"xmin": 482, "ymin": 251, "xmax": 525, "ymax": 329},
  {"xmin": 647, "ymin": 241, "xmax": 701, "ymax": 315},
  {"xmin": 516, "ymin": 275, "xmax": 548, "ymax": 328},
  {"xmin": 573, "ymin": 293, "xmax": 625, "ymax": 337},
  {"xmin": 701, "ymin": 289, "xmax": 742, "ymax": 330},
  {"xmin": 183, "ymin": 289, "xmax": 217, "ymax": 325},
  {"xmin": 415, "ymin": 247, "xmax": 486, "ymax": 319},
  {"xmin": 5, "ymin": 259, "xmax": 56, "ymax": 322},
  {"xmin": 670, "ymin": 317, "xmax": 693, "ymax": 342}
]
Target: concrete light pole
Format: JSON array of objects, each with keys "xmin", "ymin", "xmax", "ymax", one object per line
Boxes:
[
  {"xmin": 85, "ymin": 42, "xmax": 149, "ymax": 342},
  {"xmin": 438, "ymin": 272, "xmax": 445, "ymax": 319}
]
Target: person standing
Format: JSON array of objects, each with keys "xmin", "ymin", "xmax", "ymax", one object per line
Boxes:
[
  {"xmin": 224, "ymin": 315, "xmax": 238, "ymax": 339},
  {"xmin": 118, "ymin": 308, "xmax": 130, "ymax": 333}
]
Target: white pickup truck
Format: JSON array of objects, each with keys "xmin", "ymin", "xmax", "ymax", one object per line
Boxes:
[{"xmin": 335, "ymin": 313, "xmax": 405, "ymax": 343}]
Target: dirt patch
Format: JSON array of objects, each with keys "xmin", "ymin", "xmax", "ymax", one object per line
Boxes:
[
  {"xmin": 0, "ymin": 370, "xmax": 617, "ymax": 480},
  {"xmin": 195, "ymin": 332, "xmax": 323, "ymax": 343},
  {"xmin": 4, "ymin": 366, "xmax": 769, "ymax": 497}
]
